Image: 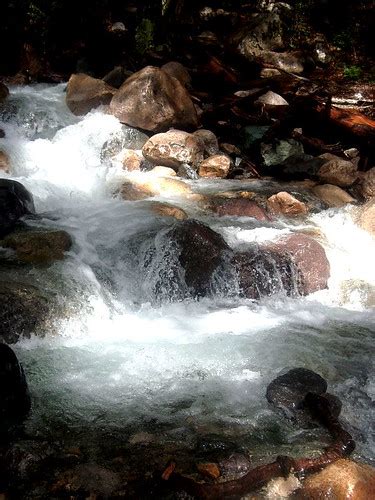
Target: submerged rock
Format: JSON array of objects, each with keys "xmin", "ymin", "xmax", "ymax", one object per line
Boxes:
[
  {"xmin": 0, "ymin": 179, "xmax": 35, "ymax": 237},
  {"xmin": 66, "ymin": 73, "xmax": 116, "ymax": 115}
]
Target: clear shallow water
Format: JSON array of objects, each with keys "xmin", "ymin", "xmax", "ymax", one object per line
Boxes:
[{"xmin": 1, "ymin": 85, "xmax": 374, "ymax": 477}]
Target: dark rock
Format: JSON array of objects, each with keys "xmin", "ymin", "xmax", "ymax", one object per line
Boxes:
[
  {"xmin": 219, "ymin": 453, "xmax": 252, "ymax": 476},
  {"xmin": 5, "ymin": 440, "xmax": 55, "ymax": 481},
  {"xmin": 161, "ymin": 61, "xmax": 191, "ymax": 88},
  {"xmin": 0, "ymin": 129, "xmax": 5, "ymax": 138},
  {"xmin": 66, "ymin": 73, "xmax": 116, "ymax": 116},
  {"xmin": 0, "ymin": 82, "xmax": 9, "ymax": 102},
  {"xmin": 102, "ymin": 66, "xmax": 129, "ymax": 88},
  {"xmin": 0, "ymin": 343, "xmax": 31, "ymax": 434},
  {"xmin": 0, "ymin": 179, "xmax": 35, "ymax": 237}
]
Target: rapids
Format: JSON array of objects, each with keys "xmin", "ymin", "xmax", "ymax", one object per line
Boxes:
[{"xmin": 0, "ymin": 84, "xmax": 374, "ymax": 493}]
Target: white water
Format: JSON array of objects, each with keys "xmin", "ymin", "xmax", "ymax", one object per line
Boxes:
[{"xmin": 1, "ymin": 85, "xmax": 374, "ymax": 473}]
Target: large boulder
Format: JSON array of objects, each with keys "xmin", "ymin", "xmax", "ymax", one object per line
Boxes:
[
  {"xmin": 317, "ymin": 153, "xmax": 358, "ymax": 187},
  {"xmin": 66, "ymin": 73, "xmax": 116, "ymax": 116},
  {"xmin": 312, "ymin": 184, "xmax": 355, "ymax": 207},
  {"xmin": 192, "ymin": 129, "xmax": 219, "ymax": 156},
  {"xmin": 266, "ymin": 233, "xmax": 330, "ymax": 295},
  {"xmin": 198, "ymin": 154, "xmax": 231, "ymax": 178},
  {"xmin": 266, "ymin": 191, "xmax": 308, "ymax": 217},
  {"xmin": 109, "ymin": 66, "xmax": 199, "ymax": 132},
  {"xmin": 296, "ymin": 459, "xmax": 375, "ymax": 500},
  {"xmin": 0, "ymin": 81, "xmax": 9, "ymax": 102},
  {"xmin": 0, "ymin": 343, "xmax": 31, "ymax": 434},
  {"xmin": 142, "ymin": 130, "xmax": 204, "ymax": 170},
  {"xmin": 161, "ymin": 61, "xmax": 191, "ymax": 88},
  {"xmin": 0, "ymin": 179, "xmax": 35, "ymax": 237}
]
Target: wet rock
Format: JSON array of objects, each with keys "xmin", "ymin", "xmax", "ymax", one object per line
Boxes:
[
  {"xmin": 317, "ymin": 153, "xmax": 358, "ymax": 187},
  {"xmin": 267, "ymin": 192, "xmax": 308, "ymax": 217},
  {"xmin": 119, "ymin": 149, "xmax": 143, "ymax": 171},
  {"xmin": 161, "ymin": 61, "xmax": 191, "ymax": 88},
  {"xmin": 0, "ymin": 82, "xmax": 9, "ymax": 102},
  {"xmin": 0, "ymin": 229, "xmax": 72, "ymax": 264},
  {"xmin": 66, "ymin": 73, "xmax": 116, "ymax": 116},
  {"xmin": 358, "ymin": 167, "xmax": 375, "ymax": 200},
  {"xmin": 100, "ymin": 126, "xmax": 149, "ymax": 163},
  {"xmin": 212, "ymin": 198, "xmax": 270, "ymax": 221},
  {"xmin": 219, "ymin": 453, "xmax": 251, "ymax": 476},
  {"xmin": 142, "ymin": 130, "xmax": 204, "ymax": 170},
  {"xmin": 255, "ymin": 91, "xmax": 289, "ymax": 107},
  {"xmin": 312, "ymin": 184, "xmax": 355, "ymax": 207},
  {"xmin": 266, "ymin": 368, "xmax": 327, "ymax": 420},
  {"xmin": 192, "ymin": 129, "xmax": 219, "ymax": 156},
  {"xmin": 149, "ymin": 202, "xmax": 187, "ymax": 220},
  {"xmin": 340, "ymin": 279, "xmax": 375, "ymax": 308},
  {"xmin": 0, "ymin": 282, "xmax": 51, "ymax": 344},
  {"xmin": 148, "ymin": 166, "xmax": 176, "ymax": 177},
  {"xmin": 266, "ymin": 233, "xmax": 330, "ymax": 294},
  {"xmin": 198, "ymin": 154, "xmax": 231, "ymax": 178},
  {"xmin": 233, "ymin": 247, "xmax": 302, "ymax": 299},
  {"xmin": 102, "ymin": 66, "xmax": 129, "ymax": 88},
  {"xmin": 0, "ymin": 179, "xmax": 35, "ymax": 237},
  {"xmin": 196, "ymin": 462, "xmax": 221, "ymax": 479},
  {"xmin": 0, "ymin": 150, "xmax": 10, "ymax": 173},
  {"xmin": 109, "ymin": 66, "xmax": 198, "ymax": 132},
  {"xmin": 296, "ymin": 459, "xmax": 375, "ymax": 500},
  {"xmin": 357, "ymin": 199, "xmax": 375, "ymax": 238},
  {"xmin": 261, "ymin": 140, "xmax": 304, "ymax": 167},
  {"xmin": 0, "ymin": 344, "xmax": 31, "ymax": 434},
  {"xmin": 119, "ymin": 175, "xmax": 193, "ymax": 201}
]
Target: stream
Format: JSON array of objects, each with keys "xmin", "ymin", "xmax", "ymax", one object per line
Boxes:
[{"xmin": 0, "ymin": 84, "xmax": 374, "ymax": 496}]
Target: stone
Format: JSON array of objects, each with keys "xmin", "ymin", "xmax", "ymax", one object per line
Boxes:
[
  {"xmin": 198, "ymin": 154, "xmax": 231, "ymax": 178},
  {"xmin": 100, "ymin": 126, "xmax": 149, "ymax": 163},
  {"xmin": 196, "ymin": 463, "xmax": 221, "ymax": 479},
  {"xmin": 0, "ymin": 150, "xmax": 11, "ymax": 173},
  {"xmin": 161, "ymin": 61, "xmax": 191, "ymax": 88},
  {"xmin": 255, "ymin": 91, "xmax": 289, "ymax": 107},
  {"xmin": 267, "ymin": 191, "xmax": 308, "ymax": 217},
  {"xmin": 0, "ymin": 179, "xmax": 35, "ymax": 237},
  {"xmin": 317, "ymin": 153, "xmax": 358, "ymax": 187},
  {"xmin": 148, "ymin": 166, "xmax": 176, "ymax": 177},
  {"xmin": 192, "ymin": 129, "xmax": 219, "ymax": 156},
  {"xmin": 266, "ymin": 234, "xmax": 330, "ymax": 295},
  {"xmin": 0, "ymin": 343, "xmax": 31, "ymax": 434},
  {"xmin": 109, "ymin": 66, "xmax": 198, "ymax": 132},
  {"xmin": 358, "ymin": 167, "xmax": 375, "ymax": 200},
  {"xmin": 0, "ymin": 229, "xmax": 72, "ymax": 264},
  {"xmin": 258, "ymin": 51, "xmax": 305, "ymax": 73},
  {"xmin": 119, "ymin": 149, "xmax": 143, "ymax": 171},
  {"xmin": 119, "ymin": 175, "xmax": 193, "ymax": 201},
  {"xmin": 357, "ymin": 199, "xmax": 375, "ymax": 238},
  {"xmin": 261, "ymin": 140, "xmax": 304, "ymax": 167},
  {"xmin": 312, "ymin": 184, "xmax": 355, "ymax": 207},
  {"xmin": 212, "ymin": 198, "xmax": 270, "ymax": 221},
  {"xmin": 66, "ymin": 73, "xmax": 116, "ymax": 116},
  {"xmin": 142, "ymin": 130, "xmax": 204, "ymax": 170},
  {"xmin": 0, "ymin": 81, "xmax": 9, "ymax": 102},
  {"xmin": 149, "ymin": 202, "xmax": 187, "ymax": 220},
  {"xmin": 102, "ymin": 66, "xmax": 129, "ymax": 88},
  {"xmin": 260, "ymin": 68, "xmax": 282, "ymax": 79},
  {"xmin": 296, "ymin": 459, "xmax": 375, "ymax": 500}
]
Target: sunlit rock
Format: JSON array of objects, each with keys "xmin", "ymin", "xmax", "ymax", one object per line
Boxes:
[
  {"xmin": 312, "ymin": 184, "xmax": 355, "ymax": 207},
  {"xmin": 317, "ymin": 153, "xmax": 358, "ymax": 187},
  {"xmin": 295, "ymin": 459, "xmax": 375, "ymax": 499},
  {"xmin": 148, "ymin": 166, "xmax": 176, "ymax": 177},
  {"xmin": 142, "ymin": 130, "xmax": 204, "ymax": 170},
  {"xmin": 161, "ymin": 61, "xmax": 191, "ymax": 88},
  {"xmin": 0, "ymin": 179, "xmax": 35, "ymax": 237},
  {"xmin": 149, "ymin": 201, "xmax": 188, "ymax": 220},
  {"xmin": 119, "ymin": 149, "xmax": 143, "ymax": 171},
  {"xmin": 267, "ymin": 191, "xmax": 308, "ymax": 217},
  {"xmin": 264, "ymin": 475, "xmax": 301, "ymax": 499},
  {"xmin": 0, "ymin": 149, "xmax": 11, "ymax": 173},
  {"xmin": 66, "ymin": 73, "xmax": 116, "ymax": 116},
  {"xmin": 109, "ymin": 66, "xmax": 198, "ymax": 132},
  {"xmin": 119, "ymin": 175, "xmax": 193, "ymax": 201},
  {"xmin": 198, "ymin": 154, "xmax": 231, "ymax": 178}
]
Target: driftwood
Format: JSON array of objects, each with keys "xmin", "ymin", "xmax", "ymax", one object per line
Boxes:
[{"xmin": 162, "ymin": 392, "xmax": 355, "ymax": 499}]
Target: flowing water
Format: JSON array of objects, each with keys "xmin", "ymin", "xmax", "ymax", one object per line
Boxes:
[{"xmin": 0, "ymin": 84, "xmax": 374, "ymax": 495}]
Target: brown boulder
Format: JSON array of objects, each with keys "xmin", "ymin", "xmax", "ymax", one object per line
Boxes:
[
  {"xmin": 0, "ymin": 82, "xmax": 9, "ymax": 102},
  {"xmin": 66, "ymin": 73, "xmax": 116, "ymax": 115},
  {"xmin": 109, "ymin": 66, "xmax": 198, "ymax": 132},
  {"xmin": 266, "ymin": 191, "xmax": 308, "ymax": 217},
  {"xmin": 213, "ymin": 198, "xmax": 270, "ymax": 221},
  {"xmin": 312, "ymin": 184, "xmax": 355, "ymax": 207},
  {"xmin": 142, "ymin": 130, "xmax": 204, "ymax": 170},
  {"xmin": 317, "ymin": 153, "xmax": 358, "ymax": 187},
  {"xmin": 296, "ymin": 459, "xmax": 375, "ymax": 500},
  {"xmin": 161, "ymin": 61, "xmax": 191, "ymax": 88},
  {"xmin": 198, "ymin": 154, "xmax": 231, "ymax": 178},
  {"xmin": 0, "ymin": 150, "xmax": 11, "ymax": 173},
  {"xmin": 192, "ymin": 129, "xmax": 219, "ymax": 156}
]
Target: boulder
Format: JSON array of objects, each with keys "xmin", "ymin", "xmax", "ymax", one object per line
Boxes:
[
  {"xmin": 119, "ymin": 175, "xmax": 193, "ymax": 201},
  {"xmin": 212, "ymin": 198, "xmax": 270, "ymax": 221},
  {"xmin": 258, "ymin": 51, "xmax": 304, "ymax": 74},
  {"xmin": 148, "ymin": 166, "xmax": 176, "ymax": 177},
  {"xmin": 102, "ymin": 66, "xmax": 129, "ymax": 89},
  {"xmin": 266, "ymin": 233, "xmax": 330, "ymax": 294},
  {"xmin": 357, "ymin": 199, "xmax": 375, "ymax": 238},
  {"xmin": 149, "ymin": 202, "xmax": 188, "ymax": 220},
  {"xmin": 255, "ymin": 91, "xmax": 288, "ymax": 107},
  {"xmin": 0, "ymin": 229, "xmax": 72, "ymax": 264},
  {"xmin": 198, "ymin": 154, "xmax": 231, "ymax": 178},
  {"xmin": 142, "ymin": 130, "xmax": 204, "ymax": 170},
  {"xmin": 266, "ymin": 191, "xmax": 308, "ymax": 217},
  {"xmin": 0, "ymin": 150, "xmax": 11, "ymax": 173},
  {"xmin": 109, "ymin": 66, "xmax": 198, "ymax": 132},
  {"xmin": 358, "ymin": 167, "xmax": 375, "ymax": 200},
  {"xmin": 161, "ymin": 61, "xmax": 191, "ymax": 88},
  {"xmin": 296, "ymin": 459, "xmax": 375, "ymax": 500},
  {"xmin": 193, "ymin": 129, "xmax": 219, "ymax": 156},
  {"xmin": 0, "ymin": 282, "xmax": 51, "ymax": 344},
  {"xmin": 317, "ymin": 153, "xmax": 358, "ymax": 187},
  {"xmin": 0, "ymin": 81, "xmax": 9, "ymax": 102},
  {"xmin": 261, "ymin": 140, "xmax": 304, "ymax": 167},
  {"xmin": 66, "ymin": 73, "xmax": 116, "ymax": 116},
  {"xmin": 119, "ymin": 149, "xmax": 143, "ymax": 171},
  {"xmin": 100, "ymin": 126, "xmax": 149, "ymax": 163},
  {"xmin": 0, "ymin": 179, "xmax": 35, "ymax": 237},
  {"xmin": 0, "ymin": 343, "xmax": 31, "ymax": 434},
  {"xmin": 312, "ymin": 184, "xmax": 355, "ymax": 207}
]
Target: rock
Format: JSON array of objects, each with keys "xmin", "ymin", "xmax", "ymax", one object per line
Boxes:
[
  {"xmin": 357, "ymin": 199, "xmax": 375, "ymax": 238},
  {"xmin": 5, "ymin": 440, "xmax": 55, "ymax": 482},
  {"xmin": 192, "ymin": 129, "xmax": 219, "ymax": 156},
  {"xmin": 161, "ymin": 61, "xmax": 191, "ymax": 88},
  {"xmin": 296, "ymin": 459, "xmax": 375, "ymax": 500},
  {"xmin": 220, "ymin": 143, "xmax": 241, "ymax": 156},
  {"xmin": 266, "ymin": 368, "xmax": 327, "ymax": 420},
  {"xmin": 0, "ymin": 343, "xmax": 31, "ymax": 434},
  {"xmin": 261, "ymin": 140, "xmax": 304, "ymax": 167},
  {"xmin": 119, "ymin": 149, "xmax": 143, "ymax": 171},
  {"xmin": 266, "ymin": 233, "xmax": 330, "ymax": 294},
  {"xmin": 259, "ymin": 51, "xmax": 305, "ymax": 73},
  {"xmin": 0, "ymin": 229, "xmax": 72, "ymax": 264},
  {"xmin": 0, "ymin": 82, "xmax": 9, "ymax": 102},
  {"xmin": 109, "ymin": 66, "xmax": 198, "ymax": 132},
  {"xmin": 219, "ymin": 453, "xmax": 251, "ymax": 476},
  {"xmin": 142, "ymin": 130, "xmax": 204, "ymax": 170},
  {"xmin": 0, "ymin": 179, "xmax": 35, "ymax": 237},
  {"xmin": 237, "ymin": 10, "xmax": 285, "ymax": 57},
  {"xmin": 255, "ymin": 91, "xmax": 289, "ymax": 107},
  {"xmin": 0, "ymin": 282, "xmax": 51, "ymax": 344},
  {"xmin": 0, "ymin": 150, "xmax": 11, "ymax": 173},
  {"xmin": 317, "ymin": 153, "xmax": 358, "ymax": 187},
  {"xmin": 196, "ymin": 463, "xmax": 221, "ymax": 479},
  {"xmin": 102, "ymin": 66, "xmax": 130, "ymax": 88},
  {"xmin": 312, "ymin": 184, "xmax": 355, "ymax": 207},
  {"xmin": 276, "ymin": 154, "xmax": 325, "ymax": 180},
  {"xmin": 198, "ymin": 154, "xmax": 231, "ymax": 178},
  {"xmin": 65, "ymin": 73, "xmax": 116, "ymax": 116},
  {"xmin": 119, "ymin": 175, "xmax": 193, "ymax": 201},
  {"xmin": 358, "ymin": 167, "xmax": 375, "ymax": 200},
  {"xmin": 100, "ymin": 126, "xmax": 149, "ymax": 163},
  {"xmin": 267, "ymin": 192, "xmax": 308, "ymax": 217},
  {"xmin": 260, "ymin": 68, "xmax": 282, "ymax": 79},
  {"xmin": 212, "ymin": 198, "xmax": 270, "ymax": 221},
  {"xmin": 242, "ymin": 125, "xmax": 270, "ymax": 148},
  {"xmin": 340, "ymin": 279, "xmax": 375, "ymax": 308},
  {"xmin": 233, "ymin": 248, "xmax": 302, "ymax": 300},
  {"xmin": 148, "ymin": 166, "xmax": 176, "ymax": 177},
  {"xmin": 149, "ymin": 202, "xmax": 187, "ymax": 220}
]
